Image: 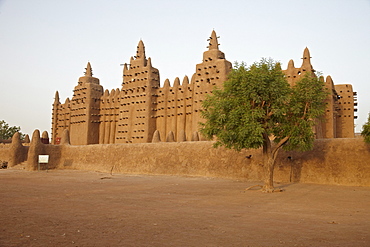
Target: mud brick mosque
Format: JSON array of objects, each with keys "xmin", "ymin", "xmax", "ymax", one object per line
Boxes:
[{"xmin": 51, "ymin": 31, "xmax": 357, "ymax": 145}]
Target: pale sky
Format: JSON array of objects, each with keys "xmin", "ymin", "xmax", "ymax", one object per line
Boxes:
[{"xmin": 0, "ymin": 0, "xmax": 369, "ymax": 136}]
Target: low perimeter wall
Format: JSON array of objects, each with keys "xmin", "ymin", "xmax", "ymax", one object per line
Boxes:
[
  {"xmin": 2, "ymin": 137, "xmax": 370, "ymax": 186},
  {"xmin": 57, "ymin": 138, "xmax": 370, "ymax": 186}
]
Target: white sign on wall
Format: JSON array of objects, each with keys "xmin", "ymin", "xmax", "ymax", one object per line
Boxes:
[{"xmin": 38, "ymin": 155, "xmax": 49, "ymax": 164}]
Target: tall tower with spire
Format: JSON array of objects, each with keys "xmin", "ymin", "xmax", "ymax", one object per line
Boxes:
[
  {"xmin": 151, "ymin": 30, "xmax": 232, "ymax": 142},
  {"xmin": 283, "ymin": 48, "xmax": 357, "ymax": 138},
  {"xmin": 116, "ymin": 40, "xmax": 160, "ymax": 143},
  {"xmin": 191, "ymin": 30, "xmax": 232, "ymax": 138},
  {"xmin": 51, "ymin": 91, "xmax": 61, "ymax": 144},
  {"xmin": 283, "ymin": 48, "xmax": 325, "ymax": 138},
  {"xmin": 67, "ymin": 62, "xmax": 103, "ymax": 145}
]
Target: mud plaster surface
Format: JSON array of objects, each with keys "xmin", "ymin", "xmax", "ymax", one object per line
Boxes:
[{"xmin": 0, "ymin": 170, "xmax": 369, "ymax": 247}]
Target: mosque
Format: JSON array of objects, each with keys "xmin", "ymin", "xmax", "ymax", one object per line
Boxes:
[{"xmin": 51, "ymin": 30, "xmax": 357, "ymax": 145}]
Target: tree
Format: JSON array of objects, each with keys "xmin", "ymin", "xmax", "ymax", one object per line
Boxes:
[
  {"xmin": 200, "ymin": 59, "xmax": 327, "ymax": 192},
  {"xmin": 361, "ymin": 114, "xmax": 370, "ymax": 143},
  {"xmin": 0, "ymin": 120, "xmax": 25, "ymax": 140}
]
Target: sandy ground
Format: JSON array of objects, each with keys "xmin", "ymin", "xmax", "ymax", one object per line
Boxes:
[{"xmin": 0, "ymin": 169, "xmax": 369, "ymax": 247}]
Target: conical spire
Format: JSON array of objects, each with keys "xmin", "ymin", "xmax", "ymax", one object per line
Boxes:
[
  {"xmin": 208, "ymin": 30, "xmax": 219, "ymax": 50},
  {"xmin": 136, "ymin": 40, "xmax": 146, "ymax": 59},
  {"xmin": 166, "ymin": 131, "xmax": 175, "ymax": 142},
  {"xmin": 110, "ymin": 89, "xmax": 116, "ymax": 98},
  {"xmin": 11, "ymin": 132, "xmax": 22, "ymax": 148},
  {"xmin": 31, "ymin": 129, "xmax": 41, "ymax": 145},
  {"xmin": 152, "ymin": 130, "xmax": 161, "ymax": 143},
  {"xmin": 27, "ymin": 129, "xmax": 43, "ymax": 170},
  {"xmin": 41, "ymin": 131, "xmax": 49, "ymax": 139},
  {"xmin": 326, "ymin": 75, "xmax": 333, "ymax": 83},
  {"xmin": 9, "ymin": 132, "xmax": 24, "ymax": 168},
  {"xmin": 325, "ymin": 75, "xmax": 334, "ymax": 89},
  {"xmin": 54, "ymin": 91, "xmax": 60, "ymax": 104},
  {"xmin": 147, "ymin": 57, "xmax": 152, "ymax": 68},
  {"xmin": 85, "ymin": 62, "xmax": 93, "ymax": 77},
  {"xmin": 301, "ymin": 47, "xmax": 313, "ymax": 70},
  {"xmin": 24, "ymin": 134, "xmax": 30, "ymax": 143},
  {"xmin": 164, "ymin": 79, "xmax": 171, "ymax": 88},
  {"xmin": 287, "ymin": 59, "xmax": 295, "ymax": 69},
  {"xmin": 173, "ymin": 77, "xmax": 180, "ymax": 87},
  {"xmin": 303, "ymin": 47, "xmax": 311, "ymax": 60},
  {"xmin": 41, "ymin": 131, "xmax": 49, "ymax": 144},
  {"xmin": 182, "ymin": 75, "xmax": 189, "ymax": 86}
]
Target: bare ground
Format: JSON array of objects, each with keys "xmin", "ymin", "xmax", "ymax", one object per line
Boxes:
[{"xmin": 0, "ymin": 169, "xmax": 369, "ymax": 247}]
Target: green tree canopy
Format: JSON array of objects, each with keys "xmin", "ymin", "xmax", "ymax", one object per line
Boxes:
[
  {"xmin": 361, "ymin": 114, "xmax": 370, "ymax": 143},
  {"xmin": 0, "ymin": 120, "xmax": 25, "ymax": 140},
  {"xmin": 200, "ymin": 59, "xmax": 327, "ymax": 192}
]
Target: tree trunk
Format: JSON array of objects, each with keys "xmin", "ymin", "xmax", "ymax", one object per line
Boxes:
[
  {"xmin": 261, "ymin": 133, "xmax": 288, "ymax": 193},
  {"xmin": 263, "ymin": 155, "xmax": 276, "ymax": 192}
]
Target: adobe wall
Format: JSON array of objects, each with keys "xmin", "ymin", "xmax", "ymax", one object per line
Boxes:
[
  {"xmin": 280, "ymin": 138, "xmax": 370, "ymax": 186},
  {"xmin": 0, "ymin": 145, "xmax": 9, "ymax": 161},
  {"xmin": 57, "ymin": 138, "xmax": 370, "ymax": 186},
  {"xmin": 2, "ymin": 136, "xmax": 369, "ymax": 186}
]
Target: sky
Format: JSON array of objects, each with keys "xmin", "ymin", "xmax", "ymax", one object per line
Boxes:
[{"xmin": 0, "ymin": 0, "xmax": 369, "ymax": 136}]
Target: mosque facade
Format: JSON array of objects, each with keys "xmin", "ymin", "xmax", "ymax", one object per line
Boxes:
[{"xmin": 51, "ymin": 31, "xmax": 357, "ymax": 145}]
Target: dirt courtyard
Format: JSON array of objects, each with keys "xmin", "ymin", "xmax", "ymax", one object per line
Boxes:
[{"xmin": 0, "ymin": 169, "xmax": 369, "ymax": 247}]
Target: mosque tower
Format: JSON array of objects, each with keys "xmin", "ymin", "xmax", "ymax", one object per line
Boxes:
[
  {"xmin": 191, "ymin": 30, "xmax": 232, "ymax": 138},
  {"xmin": 116, "ymin": 40, "xmax": 160, "ymax": 143},
  {"xmin": 152, "ymin": 30, "xmax": 232, "ymax": 142},
  {"xmin": 69, "ymin": 62, "xmax": 103, "ymax": 145},
  {"xmin": 51, "ymin": 91, "xmax": 61, "ymax": 144}
]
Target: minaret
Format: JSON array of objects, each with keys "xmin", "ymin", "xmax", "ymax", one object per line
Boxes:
[
  {"xmin": 191, "ymin": 30, "xmax": 232, "ymax": 140},
  {"xmin": 117, "ymin": 40, "xmax": 160, "ymax": 143},
  {"xmin": 69, "ymin": 62, "xmax": 103, "ymax": 145},
  {"xmin": 301, "ymin": 47, "xmax": 315, "ymax": 74},
  {"xmin": 51, "ymin": 91, "xmax": 60, "ymax": 144}
]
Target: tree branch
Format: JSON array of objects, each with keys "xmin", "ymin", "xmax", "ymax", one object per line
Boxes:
[
  {"xmin": 272, "ymin": 135, "xmax": 290, "ymax": 160},
  {"xmin": 301, "ymin": 102, "xmax": 310, "ymax": 119}
]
